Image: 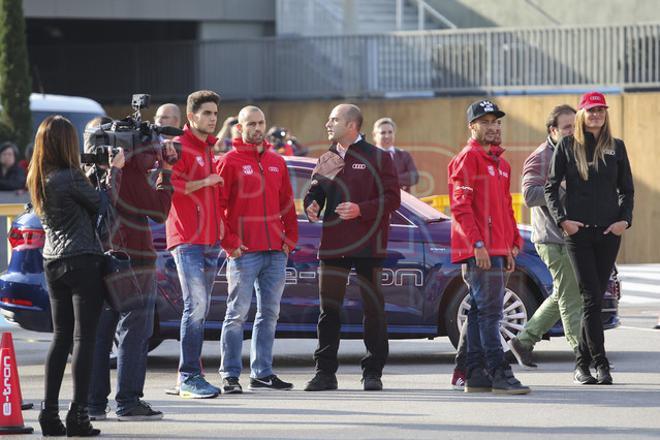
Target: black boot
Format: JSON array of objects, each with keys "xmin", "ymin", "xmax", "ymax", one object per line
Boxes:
[
  {"xmin": 65, "ymin": 402, "xmax": 100, "ymax": 437},
  {"xmin": 38, "ymin": 401, "xmax": 66, "ymax": 436}
]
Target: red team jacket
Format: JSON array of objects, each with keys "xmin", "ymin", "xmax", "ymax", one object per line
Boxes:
[
  {"xmin": 448, "ymin": 138, "xmax": 523, "ymax": 264},
  {"xmin": 217, "ymin": 138, "xmax": 298, "ymax": 254},
  {"xmin": 166, "ymin": 125, "xmax": 224, "ymax": 250}
]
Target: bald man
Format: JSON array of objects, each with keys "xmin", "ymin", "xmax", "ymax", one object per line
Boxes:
[
  {"xmin": 303, "ymin": 104, "xmax": 400, "ymax": 392},
  {"xmin": 155, "ymin": 103, "xmax": 182, "ymax": 129},
  {"xmin": 217, "ymin": 106, "xmax": 298, "ymax": 393}
]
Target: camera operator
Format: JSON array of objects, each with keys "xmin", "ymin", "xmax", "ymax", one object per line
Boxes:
[
  {"xmin": 27, "ymin": 116, "xmax": 124, "ymax": 437},
  {"xmin": 87, "ymin": 119, "xmax": 177, "ymax": 421}
]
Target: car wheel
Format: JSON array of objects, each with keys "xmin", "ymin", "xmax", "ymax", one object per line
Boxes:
[{"xmin": 444, "ymin": 274, "xmax": 539, "ymax": 349}]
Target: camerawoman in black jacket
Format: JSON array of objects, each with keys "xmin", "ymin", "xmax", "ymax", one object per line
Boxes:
[
  {"xmin": 27, "ymin": 116, "xmax": 124, "ymax": 437},
  {"xmin": 545, "ymin": 92, "xmax": 634, "ymax": 386}
]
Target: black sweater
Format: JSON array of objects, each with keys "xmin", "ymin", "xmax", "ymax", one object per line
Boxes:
[{"xmin": 545, "ymin": 133, "xmax": 634, "ymax": 229}]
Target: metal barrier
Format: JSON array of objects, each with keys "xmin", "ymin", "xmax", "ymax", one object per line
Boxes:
[
  {"xmin": 421, "ymin": 193, "xmax": 525, "ymax": 224},
  {"xmin": 30, "ymin": 23, "xmax": 660, "ymax": 102}
]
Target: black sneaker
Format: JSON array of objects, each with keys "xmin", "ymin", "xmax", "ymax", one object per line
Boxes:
[
  {"xmin": 249, "ymin": 374, "xmax": 293, "ymax": 391},
  {"xmin": 361, "ymin": 375, "xmax": 383, "ymax": 391},
  {"xmin": 491, "ymin": 367, "xmax": 531, "ymax": 395},
  {"xmin": 222, "ymin": 377, "xmax": 243, "ymax": 394},
  {"xmin": 596, "ymin": 365, "xmax": 613, "ymax": 385},
  {"xmin": 117, "ymin": 401, "xmax": 163, "ymax": 421},
  {"xmin": 304, "ymin": 372, "xmax": 338, "ymax": 391},
  {"xmin": 574, "ymin": 366, "xmax": 597, "ymax": 385},
  {"xmin": 508, "ymin": 337, "xmax": 538, "ymax": 369},
  {"xmin": 464, "ymin": 367, "xmax": 492, "ymax": 393}
]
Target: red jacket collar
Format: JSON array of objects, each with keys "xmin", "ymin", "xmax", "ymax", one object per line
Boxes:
[
  {"xmin": 181, "ymin": 124, "xmax": 217, "ymax": 149},
  {"xmin": 231, "ymin": 137, "xmax": 274, "ymax": 155},
  {"xmin": 467, "ymin": 138, "xmax": 505, "ymax": 158}
]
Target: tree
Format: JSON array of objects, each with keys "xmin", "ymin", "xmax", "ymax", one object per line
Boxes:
[{"xmin": 0, "ymin": 0, "xmax": 32, "ymax": 153}]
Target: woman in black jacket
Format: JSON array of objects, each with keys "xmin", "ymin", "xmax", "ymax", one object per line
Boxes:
[
  {"xmin": 26, "ymin": 116, "xmax": 124, "ymax": 436},
  {"xmin": 545, "ymin": 92, "xmax": 634, "ymax": 386}
]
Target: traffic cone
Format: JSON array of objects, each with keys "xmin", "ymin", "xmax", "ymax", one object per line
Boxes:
[
  {"xmin": 0, "ymin": 332, "xmax": 33, "ymax": 434},
  {"xmin": 0, "ymin": 334, "xmax": 32, "ymax": 411}
]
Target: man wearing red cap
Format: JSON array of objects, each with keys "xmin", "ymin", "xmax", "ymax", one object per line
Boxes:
[{"xmin": 448, "ymin": 99, "xmax": 530, "ymax": 395}]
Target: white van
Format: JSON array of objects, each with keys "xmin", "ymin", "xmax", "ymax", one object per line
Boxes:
[{"xmin": 29, "ymin": 94, "xmax": 106, "ymax": 149}]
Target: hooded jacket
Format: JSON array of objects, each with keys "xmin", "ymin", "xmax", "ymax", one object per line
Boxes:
[
  {"xmin": 448, "ymin": 138, "xmax": 523, "ymax": 264},
  {"xmin": 166, "ymin": 124, "xmax": 223, "ymax": 250},
  {"xmin": 218, "ymin": 138, "xmax": 298, "ymax": 254}
]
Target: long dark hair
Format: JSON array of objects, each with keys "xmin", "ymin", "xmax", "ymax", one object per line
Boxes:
[{"xmin": 27, "ymin": 116, "xmax": 81, "ymax": 215}]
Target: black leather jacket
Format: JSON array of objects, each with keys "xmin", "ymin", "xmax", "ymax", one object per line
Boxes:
[
  {"xmin": 545, "ymin": 133, "xmax": 634, "ymax": 229},
  {"xmin": 40, "ymin": 168, "xmax": 103, "ymax": 260}
]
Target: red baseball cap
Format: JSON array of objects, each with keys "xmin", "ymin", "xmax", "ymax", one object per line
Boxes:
[{"xmin": 578, "ymin": 92, "xmax": 609, "ymax": 110}]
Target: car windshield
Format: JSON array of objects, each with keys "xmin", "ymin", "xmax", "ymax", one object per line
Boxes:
[{"xmin": 400, "ymin": 191, "xmax": 448, "ymax": 222}]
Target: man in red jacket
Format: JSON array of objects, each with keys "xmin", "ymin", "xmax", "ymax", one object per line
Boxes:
[
  {"xmin": 448, "ymin": 99, "xmax": 530, "ymax": 395},
  {"xmin": 166, "ymin": 90, "xmax": 224, "ymax": 399},
  {"xmin": 217, "ymin": 106, "xmax": 298, "ymax": 393}
]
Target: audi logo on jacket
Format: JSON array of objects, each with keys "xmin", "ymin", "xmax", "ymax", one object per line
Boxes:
[
  {"xmin": 303, "ymin": 139, "xmax": 401, "ymax": 259},
  {"xmin": 544, "ymin": 133, "xmax": 634, "ymax": 229},
  {"xmin": 448, "ymin": 138, "xmax": 523, "ymax": 264}
]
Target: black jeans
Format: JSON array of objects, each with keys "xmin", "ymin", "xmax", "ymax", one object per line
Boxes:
[
  {"xmin": 314, "ymin": 258, "xmax": 388, "ymax": 377},
  {"xmin": 565, "ymin": 227, "xmax": 621, "ymax": 369},
  {"xmin": 43, "ymin": 254, "xmax": 105, "ymax": 405}
]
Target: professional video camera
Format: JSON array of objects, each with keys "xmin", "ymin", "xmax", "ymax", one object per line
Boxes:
[{"xmin": 81, "ymin": 93, "xmax": 183, "ymax": 166}]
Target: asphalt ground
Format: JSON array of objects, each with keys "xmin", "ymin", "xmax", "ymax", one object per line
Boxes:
[{"xmin": 4, "ymin": 265, "xmax": 660, "ymax": 440}]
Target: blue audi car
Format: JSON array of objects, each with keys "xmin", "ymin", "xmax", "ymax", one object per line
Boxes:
[{"xmin": 0, "ymin": 156, "xmax": 620, "ymax": 350}]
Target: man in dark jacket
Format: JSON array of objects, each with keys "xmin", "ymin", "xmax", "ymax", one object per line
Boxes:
[
  {"xmin": 303, "ymin": 104, "xmax": 400, "ymax": 392},
  {"xmin": 372, "ymin": 117, "xmax": 419, "ymax": 192},
  {"xmin": 88, "ymin": 136, "xmax": 175, "ymax": 421},
  {"xmin": 448, "ymin": 99, "xmax": 529, "ymax": 395}
]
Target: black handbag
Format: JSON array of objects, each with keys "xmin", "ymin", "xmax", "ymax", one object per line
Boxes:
[{"xmin": 101, "ymin": 248, "xmax": 141, "ymax": 312}]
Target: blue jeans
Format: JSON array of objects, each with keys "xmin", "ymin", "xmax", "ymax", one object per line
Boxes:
[
  {"xmin": 463, "ymin": 257, "xmax": 506, "ymax": 374},
  {"xmin": 171, "ymin": 243, "xmax": 220, "ymax": 381},
  {"xmin": 88, "ymin": 265, "xmax": 157, "ymax": 415},
  {"xmin": 220, "ymin": 251, "xmax": 287, "ymax": 379}
]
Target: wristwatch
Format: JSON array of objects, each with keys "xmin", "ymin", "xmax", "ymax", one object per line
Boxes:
[{"xmin": 474, "ymin": 241, "xmax": 485, "ymax": 249}]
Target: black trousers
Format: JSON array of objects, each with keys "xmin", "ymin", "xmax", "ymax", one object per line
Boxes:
[
  {"xmin": 43, "ymin": 254, "xmax": 105, "ymax": 405},
  {"xmin": 564, "ymin": 227, "xmax": 621, "ymax": 369},
  {"xmin": 314, "ymin": 258, "xmax": 388, "ymax": 376}
]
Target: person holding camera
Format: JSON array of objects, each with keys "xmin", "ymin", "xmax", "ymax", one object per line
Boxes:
[
  {"xmin": 87, "ymin": 121, "xmax": 176, "ymax": 420},
  {"xmin": 27, "ymin": 115, "xmax": 124, "ymax": 437},
  {"xmin": 166, "ymin": 90, "xmax": 224, "ymax": 399}
]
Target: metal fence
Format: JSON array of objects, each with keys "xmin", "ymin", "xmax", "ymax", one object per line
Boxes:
[{"xmin": 30, "ymin": 23, "xmax": 660, "ymax": 102}]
